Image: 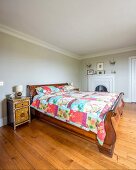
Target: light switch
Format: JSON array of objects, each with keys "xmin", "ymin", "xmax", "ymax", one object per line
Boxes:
[{"xmin": 0, "ymin": 82, "xmax": 4, "ymax": 86}]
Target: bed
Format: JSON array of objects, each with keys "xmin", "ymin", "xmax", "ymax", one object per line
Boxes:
[{"xmin": 27, "ymin": 83, "xmax": 124, "ymax": 157}]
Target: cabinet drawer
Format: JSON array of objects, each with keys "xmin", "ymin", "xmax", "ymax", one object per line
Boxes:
[
  {"xmin": 15, "ymin": 107, "xmax": 29, "ymax": 124},
  {"xmin": 15, "ymin": 101, "xmax": 29, "ymax": 109}
]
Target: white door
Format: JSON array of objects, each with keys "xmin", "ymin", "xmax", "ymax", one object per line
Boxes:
[{"xmin": 130, "ymin": 57, "xmax": 136, "ymax": 102}]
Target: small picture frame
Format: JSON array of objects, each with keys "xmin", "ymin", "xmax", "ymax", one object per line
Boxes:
[
  {"xmin": 97, "ymin": 62, "xmax": 104, "ymax": 71},
  {"xmin": 97, "ymin": 70, "xmax": 105, "ymax": 75},
  {"xmin": 87, "ymin": 69, "xmax": 94, "ymax": 75}
]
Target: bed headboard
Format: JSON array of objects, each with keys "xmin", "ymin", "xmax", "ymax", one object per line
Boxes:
[{"xmin": 27, "ymin": 83, "xmax": 68, "ymax": 102}]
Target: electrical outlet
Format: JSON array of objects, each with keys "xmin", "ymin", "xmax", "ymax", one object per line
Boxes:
[{"xmin": 0, "ymin": 82, "xmax": 4, "ymax": 86}]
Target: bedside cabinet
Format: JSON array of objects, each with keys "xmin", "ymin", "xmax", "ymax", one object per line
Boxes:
[{"xmin": 7, "ymin": 97, "xmax": 31, "ymax": 130}]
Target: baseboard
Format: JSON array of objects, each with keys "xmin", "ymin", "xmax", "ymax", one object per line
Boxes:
[
  {"xmin": 124, "ymin": 97, "xmax": 131, "ymax": 103},
  {"xmin": 0, "ymin": 117, "xmax": 7, "ymax": 127}
]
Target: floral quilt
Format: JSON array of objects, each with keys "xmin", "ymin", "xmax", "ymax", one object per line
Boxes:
[{"xmin": 31, "ymin": 91, "xmax": 119, "ymax": 145}]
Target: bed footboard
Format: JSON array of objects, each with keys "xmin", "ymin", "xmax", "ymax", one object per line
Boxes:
[
  {"xmin": 98, "ymin": 92, "xmax": 124, "ymax": 157},
  {"xmin": 98, "ymin": 111, "xmax": 116, "ymax": 157}
]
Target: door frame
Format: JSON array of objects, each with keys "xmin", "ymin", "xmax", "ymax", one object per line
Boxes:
[{"xmin": 129, "ymin": 56, "xmax": 136, "ymax": 102}]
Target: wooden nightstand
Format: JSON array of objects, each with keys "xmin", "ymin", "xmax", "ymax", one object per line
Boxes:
[{"xmin": 7, "ymin": 97, "xmax": 31, "ymax": 130}]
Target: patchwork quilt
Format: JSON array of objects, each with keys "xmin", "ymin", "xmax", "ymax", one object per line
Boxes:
[{"xmin": 31, "ymin": 91, "xmax": 119, "ymax": 145}]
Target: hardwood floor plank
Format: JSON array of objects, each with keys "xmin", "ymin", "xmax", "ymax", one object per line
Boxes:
[
  {"xmin": 0, "ymin": 103, "xmax": 136, "ymax": 169},
  {"xmin": 16, "ymin": 120, "xmax": 125, "ymax": 170},
  {"xmin": 0, "ymin": 127, "xmax": 56, "ymax": 170},
  {"xmin": 0, "ymin": 133, "xmax": 33, "ymax": 170},
  {"xmin": 0, "ymin": 135, "xmax": 19, "ymax": 170},
  {"xmin": 16, "ymin": 125, "xmax": 101, "ymax": 169},
  {"xmin": 34, "ymin": 121, "xmax": 126, "ymax": 169}
]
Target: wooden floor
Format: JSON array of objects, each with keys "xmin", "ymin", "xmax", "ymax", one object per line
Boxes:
[{"xmin": 0, "ymin": 103, "xmax": 136, "ymax": 170}]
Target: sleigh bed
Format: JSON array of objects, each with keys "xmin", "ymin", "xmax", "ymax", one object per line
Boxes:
[{"xmin": 27, "ymin": 83, "xmax": 124, "ymax": 157}]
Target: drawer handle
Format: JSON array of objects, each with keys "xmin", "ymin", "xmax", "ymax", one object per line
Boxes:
[{"xmin": 20, "ymin": 113, "xmax": 25, "ymax": 118}]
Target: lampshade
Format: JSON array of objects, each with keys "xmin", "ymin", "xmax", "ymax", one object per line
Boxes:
[{"xmin": 15, "ymin": 85, "xmax": 23, "ymax": 92}]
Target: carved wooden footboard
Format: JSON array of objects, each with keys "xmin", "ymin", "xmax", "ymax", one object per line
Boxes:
[
  {"xmin": 98, "ymin": 93, "xmax": 124, "ymax": 157},
  {"xmin": 27, "ymin": 83, "xmax": 124, "ymax": 157}
]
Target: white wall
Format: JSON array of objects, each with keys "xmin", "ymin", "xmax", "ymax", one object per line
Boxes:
[
  {"xmin": 0, "ymin": 32, "xmax": 80, "ymax": 125},
  {"xmin": 80, "ymin": 51, "xmax": 136, "ymax": 101}
]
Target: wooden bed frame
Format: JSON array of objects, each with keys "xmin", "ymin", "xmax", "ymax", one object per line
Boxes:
[{"xmin": 27, "ymin": 83, "xmax": 124, "ymax": 157}]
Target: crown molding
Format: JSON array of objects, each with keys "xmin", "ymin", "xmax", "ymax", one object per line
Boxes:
[
  {"xmin": 0, "ymin": 24, "xmax": 79, "ymax": 59},
  {"xmin": 1, "ymin": 24, "xmax": 136, "ymax": 60},
  {"xmin": 79, "ymin": 46, "xmax": 136, "ymax": 59}
]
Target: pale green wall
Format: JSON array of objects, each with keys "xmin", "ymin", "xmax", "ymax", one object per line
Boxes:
[
  {"xmin": 1, "ymin": 31, "xmax": 136, "ymax": 125},
  {"xmin": 0, "ymin": 32, "xmax": 80, "ymax": 121},
  {"xmin": 80, "ymin": 51, "xmax": 136, "ymax": 101}
]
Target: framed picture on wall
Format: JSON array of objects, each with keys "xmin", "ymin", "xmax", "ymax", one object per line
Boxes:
[
  {"xmin": 87, "ymin": 69, "xmax": 94, "ymax": 75},
  {"xmin": 97, "ymin": 62, "xmax": 104, "ymax": 71}
]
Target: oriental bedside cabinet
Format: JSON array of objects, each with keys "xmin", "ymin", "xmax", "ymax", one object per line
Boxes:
[{"xmin": 7, "ymin": 97, "xmax": 31, "ymax": 130}]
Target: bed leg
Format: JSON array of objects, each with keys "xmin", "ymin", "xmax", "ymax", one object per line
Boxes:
[
  {"xmin": 30, "ymin": 107, "xmax": 36, "ymax": 119},
  {"xmin": 97, "ymin": 144, "xmax": 115, "ymax": 157}
]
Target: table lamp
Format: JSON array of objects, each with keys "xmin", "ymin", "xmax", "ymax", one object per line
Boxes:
[{"xmin": 15, "ymin": 85, "xmax": 23, "ymax": 98}]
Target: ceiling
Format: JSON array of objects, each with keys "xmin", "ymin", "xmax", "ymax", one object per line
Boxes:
[{"xmin": 0, "ymin": 0, "xmax": 136, "ymax": 59}]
